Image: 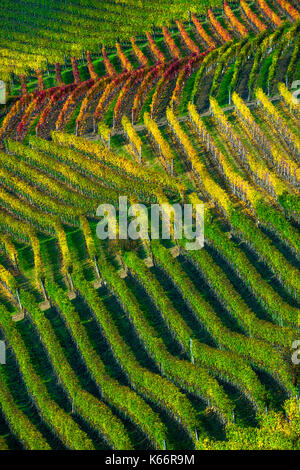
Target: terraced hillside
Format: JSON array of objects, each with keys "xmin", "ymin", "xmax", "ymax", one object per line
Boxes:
[
  {"xmin": 0, "ymin": 0, "xmax": 223, "ymax": 82},
  {"xmin": 0, "ymin": 0, "xmax": 299, "ymax": 451},
  {"xmin": 1, "ymin": 1, "xmax": 299, "ymax": 141}
]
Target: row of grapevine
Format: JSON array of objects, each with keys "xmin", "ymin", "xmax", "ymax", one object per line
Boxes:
[
  {"xmin": 168, "ymin": 104, "xmax": 300, "ymax": 301},
  {"xmin": 167, "ymin": 106, "xmax": 232, "ymax": 214},
  {"xmin": 130, "ymin": 37, "xmax": 149, "ymax": 67},
  {"xmin": 124, "ymin": 249, "xmax": 271, "ymax": 412},
  {"xmin": 257, "ymin": 0, "xmax": 283, "ymax": 27},
  {"xmin": 90, "ymin": 244, "xmax": 235, "ymax": 425},
  {"xmin": 102, "ymin": 46, "xmax": 116, "ymax": 77},
  {"xmin": 241, "ymin": 0, "xmax": 267, "ymax": 32},
  {"xmin": 175, "ymin": 21, "xmax": 200, "ymax": 55},
  {"xmin": 210, "ymin": 94, "xmax": 291, "ymax": 201},
  {"xmin": 146, "ymin": 32, "xmax": 166, "ymax": 63},
  {"xmin": 232, "ymin": 91, "xmax": 300, "ymax": 188},
  {"xmin": 6, "ymin": 139, "xmax": 121, "ymax": 208},
  {"xmin": 28, "ymin": 137, "xmax": 155, "ymax": 203},
  {"xmin": 116, "ymin": 43, "xmax": 134, "ymax": 72},
  {"xmin": 191, "ymin": 13, "xmax": 216, "ymax": 48},
  {"xmin": 121, "ymin": 115, "xmax": 143, "ymax": 162},
  {"xmin": 275, "ymin": 0, "xmax": 300, "ymax": 21},
  {"xmin": 192, "ymin": 100, "xmax": 300, "ymax": 259},
  {"xmin": 71, "ymin": 267, "xmax": 203, "ymax": 445},
  {"xmin": 202, "ymin": 210, "xmax": 299, "ymax": 327},
  {"xmin": 278, "ymin": 81, "xmax": 300, "ymax": 115},
  {"xmin": 208, "ymin": 8, "xmax": 232, "ymax": 43},
  {"xmin": 255, "ymin": 88, "xmax": 300, "ymax": 156},
  {"xmin": 50, "ymin": 131, "xmax": 180, "ymax": 194},
  {"xmin": 0, "ymin": 368, "xmax": 50, "ymax": 450},
  {"xmin": 150, "ymin": 242, "xmax": 296, "ymax": 395},
  {"xmin": 224, "ymin": 1, "xmax": 249, "ymax": 37},
  {"xmin": 0, "ymin": 303, "xmax": 95, "ymax": 449},
  {"xmin": 144, "ymin": 112, "xmax": 174, "ymax": 174},
  {"xmin": 162, "ymin": 27, "xmax": 182, "ymax": 59},
  {"xmin": 183, "ymin": 242, "xmax": 296, "ymax": 346}
]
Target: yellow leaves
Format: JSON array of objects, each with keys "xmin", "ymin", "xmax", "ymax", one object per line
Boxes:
[
  {"xmin": 2, "ymin": 234, "xmax": 18, "ymax": 266},
  {"xmin": 256, "ymin": 88, "xmax": 300, "ymax": 155},
  {"xmin": 188, "ymin": 192, "xmax": 203, "ymax": 207},
  {"xmin": 0, "ymin": 95, "xmax": 30, "ymax": 139},
  {"xmin": 94, "ymin": 81, "xmax": 116, "ymax": 121},
  {"xmin": 98, "ymin": 121, "xmax": 111, "ymax": 143},
  {"xmin": 114, "ymin": 76, "xmax": 136, "ymax": 122},
  {"xmin": 51, "ymin": 131, "xmax": 178, "ymax": 193},
  {"xmin": 276, "ymin": 0, "xmax": 300, "ymax": 21},
  {"xmin": 144, "ymin": 112, "xmax": 174, "ymax": 163},
  {"xmin": 94, "ymin": 73, "xmax": 130, "ymax": 121},
  {"xmin": 284, "ymin": 397, "xmax": 300, "ymax": 427},
  {"xmin": 0, "ymin": 182, "xmax": 55, "ymax": 232},
  {"xmin": 232, "ymin": 91, "xmax": 253, "ymax": 125},
  {"xmin": 102, "ymin": 46, "xmax": 117, "ymax": 77},
  {"xmin": 256, "ymin": 88, "xmax": 281, "ymax": 122},
  {"xmin": 189, "ymin": 101, "xmax": 259, "ymax": 209},
  {"xmin": 121, "ymin": 115, "xmax": 142, "ymax": 161},
  {"xmin": 0, "ymin": 263, "xmax": 16, "ymax": 292},
  {"xmin": 278, "ymin": 82, "xmax": 299, "ymax": 114},
  {"xmin": 191, "ymin": 13, "xmax": 216, "ymax": 48},
  {"xmin": 224, "ymin": 1, "xmax": 248, "ymax": 38},
  {"xmin": 231, "ymin": 92, "xmax": 290, "ymax": 198},
  {"xmin": 29, "ymin": 230, "xmax": 44, "ymax": 285},
  {"xmin": 167, "ymin": 106, "xmax": 231, "ymax": 215},
  {"xmin": 80, "ymin": 216, "xmax": 96, "ymax": 260},
  {"xmin": 208, "ymin": 8, "xmax": 232, "ymax": 43},
  {"xmin": 170, "ymin": 66, "xmax": 186, "ymax": 109},
  {"xmin": 271, "ymin": 143, "xmax": 300, "ymax": 184},
  {"xmin": 77, "ymin": 76, "xmax": 109, "ymax": 129},
  {"xmin": 57, "ymin": 82, "xmax": 91, "ymax": 130},
  {"xmin": 55, "ymin": 222, "xmax": 72, "ymax": 273}
]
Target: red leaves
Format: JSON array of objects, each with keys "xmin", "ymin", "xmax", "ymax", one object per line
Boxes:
[{"xmin": 37, "ymin": 83, "xmax": 77, "ymax": 132}]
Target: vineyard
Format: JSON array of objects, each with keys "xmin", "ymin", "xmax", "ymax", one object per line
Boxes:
[{"xmin": 0, "ymin": 0, "xmax": 299, "ymax": 452}]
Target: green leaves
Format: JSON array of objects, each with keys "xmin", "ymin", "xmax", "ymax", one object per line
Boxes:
[{"xmin": 0, "ymin": 303, "xmax": 95, "ymax": 450}]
